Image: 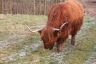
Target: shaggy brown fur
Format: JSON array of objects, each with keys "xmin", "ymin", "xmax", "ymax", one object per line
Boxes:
[{"xmin": 39, "ymin": 0, "xmax": 84, "ymax": 52}]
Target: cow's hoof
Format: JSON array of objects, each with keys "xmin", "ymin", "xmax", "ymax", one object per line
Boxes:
[{"xmin": 71, "ymin": 42, "xmax": 75, "ymax": 46}]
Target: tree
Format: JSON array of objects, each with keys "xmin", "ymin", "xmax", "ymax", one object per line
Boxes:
[{"xmin": 0, "ymin": 0, "xmax": 2, "ymax": 13}]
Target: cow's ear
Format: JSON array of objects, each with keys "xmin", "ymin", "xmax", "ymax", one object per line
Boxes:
[
  {"xmin": 38, "ymin": 30, "xmax": 42, "ymax": 34},
  {"xmin": 53, "ymin": 30, "xmax": 59, "ymax": 37}
]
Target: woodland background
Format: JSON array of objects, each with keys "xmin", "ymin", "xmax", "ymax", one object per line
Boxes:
[{"xmin": 0, "ymin": 0, "xmax": 65, "ymax": 15}]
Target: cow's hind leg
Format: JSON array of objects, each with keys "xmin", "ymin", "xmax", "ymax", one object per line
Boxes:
[
  {"xmin": 71, "ymin": 25, "xmax": 80, "ymax": 46},
  {"xmin": 71, "ymin": 17, "xmax": 83, "ymax": 46},
  {"xmin": 71, "ymin": 34, "xmax": 76, "ymax": 46}
]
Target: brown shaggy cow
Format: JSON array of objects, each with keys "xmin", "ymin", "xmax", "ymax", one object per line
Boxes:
[
  {"xmin": 39, "ymin": 0, "xmax": 84, "ymax": 51},
  {"xmin": 27, "ymin": 0, "xmax": 84, "ymax": 52}
]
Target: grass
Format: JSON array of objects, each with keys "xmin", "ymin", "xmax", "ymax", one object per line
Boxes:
[
  {"xmin": 0, "ymin": 14, "xmax": 47, "ymax": 64},
  {"xmin": 0, "ymin": 14, "xmax": 96, "ymax": 64},
  {"xmin": 64, "ymin": 26, "xmax": 96, "ymax": 64}
]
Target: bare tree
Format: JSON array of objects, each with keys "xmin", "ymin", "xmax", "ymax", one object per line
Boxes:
[
  {"xmin": 0, "ymin": 0, "xmax": 2, "ymax": 13},
  {"xmin": 1, "ymin": 0, "xmax": 65, "ymax": 15},
  {"xmin": 33, "ymin": 0, "xmax": 36, "ymax": 15}
]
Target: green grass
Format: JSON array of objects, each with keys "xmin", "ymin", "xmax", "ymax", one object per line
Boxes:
[
  {"xmin": 0, "ymin": 14, "xmax": 47, "ymax": 64},
  {"xmin": 0, "ymin": 14, "xmax": 96, "ymax": 64},
  {"xmin": 64, "ymin": 26, "xmax": 96, "ymax": 64}
]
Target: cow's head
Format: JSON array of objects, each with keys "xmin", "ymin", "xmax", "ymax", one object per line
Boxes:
[
  {"xmin": 26, "ymin": 22, "xmax": 68, "ymax": 50},
  {"xmin": 38, "ymin": 22, "xmax": 68, "ymax": 50},
  {"xmin": 38, "ymin": 27, "xmax": 60, "ymax": 50}
]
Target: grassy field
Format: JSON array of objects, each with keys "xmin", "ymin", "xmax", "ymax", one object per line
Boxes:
[{"xmin": 0, "ymin": 14, "xmax": 96, "ymax": 64}]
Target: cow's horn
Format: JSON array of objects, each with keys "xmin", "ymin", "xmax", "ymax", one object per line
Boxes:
[
  {"xmin": 25, "ymin": 24, "xmax": 41, "ymax": 33},
  {"xmin": 60, "ymin": 22, "xmax": 68, "ymax": 30},
  {"xmin": 52, "ymin": 22, "xmax": 68, "ymax": 31},
  {"xmin": 53, "ymin": 28, "xmax": 60, "ymax": 31}
]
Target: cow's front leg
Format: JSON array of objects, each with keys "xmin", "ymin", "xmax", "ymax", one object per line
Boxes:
[
  {"xmin": 56, "ymin": 40, "xmax": 64, "ymax": 52},
  {"xmin": 56, "ymin": 37, "xmax": 67, "ymax": 52}
]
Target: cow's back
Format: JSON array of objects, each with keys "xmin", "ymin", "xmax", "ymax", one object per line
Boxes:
[
  {"xmin": 47, "ymin": 0, "xmax": 84, "ymax": 29},
  {"xmin": 63, "ymin": 0, "xmax": 84, "ymax": 21}
]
